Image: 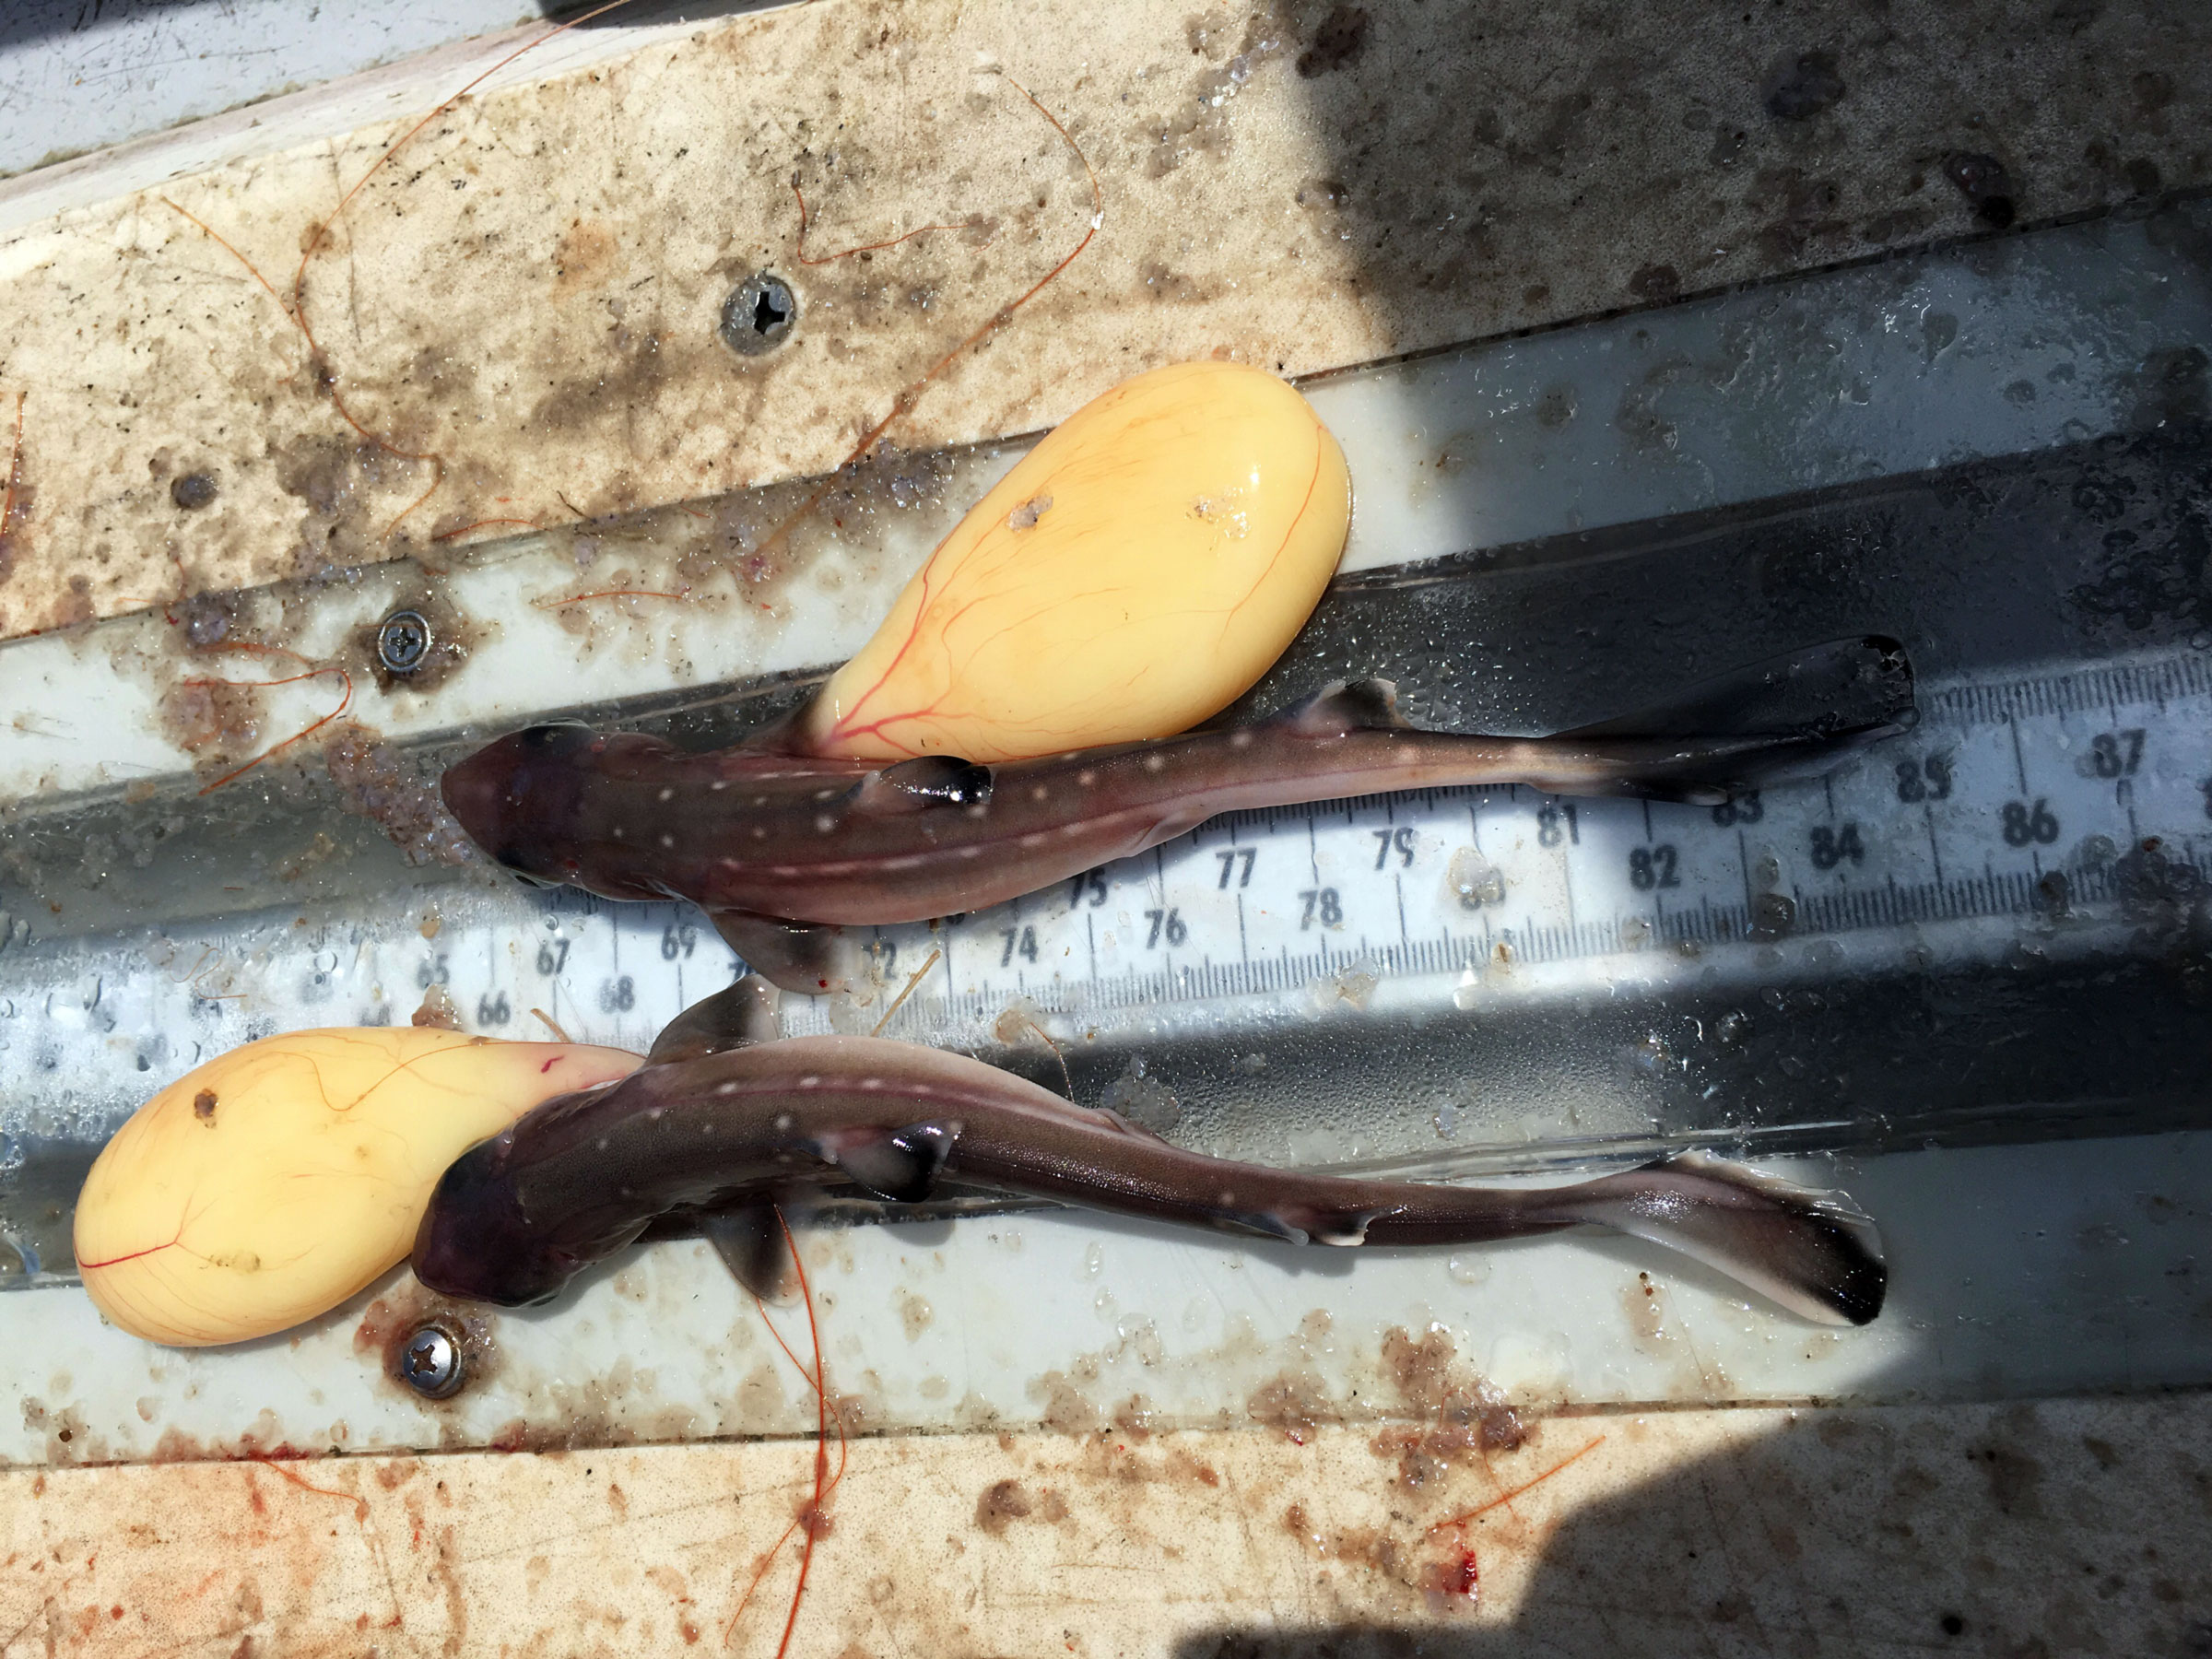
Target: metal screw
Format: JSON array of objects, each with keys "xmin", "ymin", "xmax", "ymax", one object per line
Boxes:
[
  {"xmin": 377, "ymin": 609, "xmax": 431, "ymax": 677},
  {"xmin": 398, "ymin": 1323, "xmax": 464, "ymax": 1399},
  {"xmin": 719, "ymin": 271, "xmax": 797, "ymax": 357}
]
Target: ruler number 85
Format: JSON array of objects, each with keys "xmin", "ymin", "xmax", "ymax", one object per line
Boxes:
[{"xmin": 1895, "ymin": 756, "xmax": 1953, "ymax": 802}]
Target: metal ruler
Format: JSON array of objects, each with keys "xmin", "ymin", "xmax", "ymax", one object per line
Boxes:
[{"xmin": 7, "ymin": 644, "xmax": 2206, "ymax": 1148}]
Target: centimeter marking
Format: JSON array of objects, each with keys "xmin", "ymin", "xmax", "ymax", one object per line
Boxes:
[{"xmin": 4, "ymin": 648, "xmax": 2209, "ymax": 1095}]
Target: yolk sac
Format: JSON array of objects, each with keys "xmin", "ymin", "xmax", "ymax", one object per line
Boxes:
[
  {"xmin": 799, "ymin": 360, "xmax": 1352, "ymax": 764},
  {"xmin": 73, "ymin": 1029, "xmax": 638, "ymax": 1347}
]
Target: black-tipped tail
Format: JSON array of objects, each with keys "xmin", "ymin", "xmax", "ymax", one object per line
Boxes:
[{"xmin": 1530, "ymin": 1152, "xmax": 1888, "ymax": 1326}]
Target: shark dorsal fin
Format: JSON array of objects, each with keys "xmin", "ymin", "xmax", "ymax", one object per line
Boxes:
[
  {"xmin": 1281, "ymin": 679, "xmax": 1411, "ymax": 736},
  {"xmin": 645, "ymin": 975, "xmax": 782, "ymax": 1065}
]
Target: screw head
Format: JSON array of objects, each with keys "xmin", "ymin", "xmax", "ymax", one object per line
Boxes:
[
  {"xmin": 377, "ymin": 609, "xmax": 431, "ymax": 677},
  {"xmin": 720, "ymin": 271, "xmax": 797, "ymax": 357},
  {"xmin": 398, "ymin": 1323, "xmax": 464, "ymax": 1399}
]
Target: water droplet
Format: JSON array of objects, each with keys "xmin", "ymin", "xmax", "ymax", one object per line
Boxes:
[{"xmin": 1447, "ymin": 1253, "xmax": 1491, "ymax": 1287}]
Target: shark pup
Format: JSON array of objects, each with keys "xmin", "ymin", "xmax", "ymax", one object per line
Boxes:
[
  {"xmin": 440, "ymin": 636, "xmax": 1915, "ymax": 994},
  {"xmin": 414, "ymin": 978, "xmax": 1888, "ymax": 1326}
]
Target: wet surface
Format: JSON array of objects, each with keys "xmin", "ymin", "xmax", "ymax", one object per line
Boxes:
[
  {"xmin": 2, "ymin": 1393, "xmax": 2207, "ymax": 1655},
  {"xmin": 0, "ymin": 0, "xmax": 2206, "ymax": 638}
]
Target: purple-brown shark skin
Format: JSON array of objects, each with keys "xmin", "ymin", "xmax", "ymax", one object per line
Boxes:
[
  {"xmin": 413, "ymin": 1024, "xmax": 1888, "ymax": 1328},
  {"xmin": 439, "ymin": 639, "xmax": 1913, "ymax": 991}
]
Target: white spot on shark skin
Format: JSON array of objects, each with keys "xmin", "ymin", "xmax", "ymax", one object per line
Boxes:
[
  {"xmin": 799, "ymin": 1076, "xmax": 821, "ymax": 1088},
  {"xmin": 596, "ymin": 1137, "xmax": 609, "ymax": 1149},
  {"xmin": 1144, "ymin": 755, "xmax": 1167, "ymax": 772},
  {"xmin": 753, "ymin": 795, "xmax": 770, "ymax": 807},
  {"xmin": 882, "ymin": 854, "xmax": 927, "ymax": 870},
  {"xmin": 1021, "ymin": 833, "xmax": 1046, "ymax": 848},
  {"xmin": 752, "ymin": 826, "xmax": 768, "ymax": 839},
  {"xmin": 965, "ymin": 805, "xmax": 990, "ymax": 819},
  {"xmin": 1063, "ymin": 822, "xmax": 1087, "ymax": 834},
  {"xmin": 1230, "ymin": 731, "xmax": 1253, "ymax": 748},
  {"xmin": 1031, "ymin": 785, "xmax": 1050, "ymax": 802},
  {"xmin": 862, "ymin": 1077, "xmax": 884, "ymax": 1090},
  {"xmin": 721, "ymin": 856, "xmax": 743, "ymax": 870},
  {"xmin": 659, "ymin": 787, "xmax": 675, "ymax": 802},
  {"xmin": 648, "ymin": 1108, "xmax": 665, "ymax": 1122},
  {"xmin": 717, "ymin": 1081, "xmax": 740, "ymax": 1095},
  {"xmin": 710, "ymin": 780, "xmax": 727, "ymax": 792},
  {"xmin": 612, "ymin": 825, "xmax": 627, "ymax": 839},
  {"xmin": 960, "ymin": 846, "xmax": 982, "ymax": 858},
  {"xmin": 1077, "ymin": 770, "xmax": 1098, "ymax": 787},
  {"xmin": 1218, "ymin": 1189, "xmax": 1236, "ymax": 1206},
  {"xmin": 774, "ymin": 1112, "xmax": 792, "ymax": 1131},
  {"xmin": 660, "ymin": 833, "xmax": 676, "ymax": 849},
  {"xmin": 816, "ymin": 814, "xmax": 837, "ymax": 833},
  {"xmin": 816, "ymin": 788, "xmax": 839, "ymax": 801}
]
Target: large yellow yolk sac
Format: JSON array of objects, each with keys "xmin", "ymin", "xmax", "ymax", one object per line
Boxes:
[
  {"xmin": 802, "ymin": 360, "xmax": 1352, "ymax": 763},
  {"xmin": 74, "ymin": 1029, "xmax": 639, "ymax": 1347}
]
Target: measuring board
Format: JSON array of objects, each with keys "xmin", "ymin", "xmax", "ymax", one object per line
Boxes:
[{"xmin": 7, "ymin": 643, "xmax": 2206, "ymax": 1142}]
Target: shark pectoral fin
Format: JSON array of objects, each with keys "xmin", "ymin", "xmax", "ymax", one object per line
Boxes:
[
  {"xmin": 1280, "ymin": 678, "xmax": 1412, "ymax": 737},
  {"xmin": 701, "ymin": 1200, "xmax": 805, "ymax": 1305},
  {"xmin": 710, "ymin": 910, "xmax": 859, "ymax": 997},
  {"xmin": 646, "ymin": 975, "xmax": 782, "ymax": 1065},
  {"xmin": 1223, "ymin": 1208, "xmax": 1312, "ymax": 1245},
  {"xmin": 816, "ymin": 1121, "xmax": 962, "ymax": 1204},
  {"xmin": 852, "ymin": 756, "xmax": 994, "ymax": 814},
  {"xmin": 1090, "ymin": 1106, "xmax": 1175, "ymax": 1145},
  {"xmin": 1275, "ymin": 1204, "xmax": 1386, "ymax": 1247}
]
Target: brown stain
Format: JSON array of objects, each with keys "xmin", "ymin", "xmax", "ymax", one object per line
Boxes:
[
  {"xmin": 158, "ymin": 676, "xmax": 264, "ymax": 782},
  {"xmin": 0, "ymin": 394, "xmax": 33, "ymax": 591},
  {"xmin": 1368, "ymin": 1326, "xmax": 1528, "ymax": 1492},
  {"xmin": 1033, "ymin": 1371, "xmax": 1100, "ymax": 1436},
  {"xmin": 551, "ymin": 219, "xmax": 621, "ymax": 300},
  {"xmin": 973, "ymin": 1477, "xmax": 1031, "ymax": 1535},
  {"xmin": 428, "ymin": 1522, "xmax": 467, "ymax": 1655},
  {"xmin": 270, "ymin": 433, "xmax": 423, "ymax": 585},
  {"xmin": 193, "ymin": 1088, "xmax": 218, "ymax": 1124},
  {"xmin": 323, "ymin": 723, "xmax": 477, "ymax": 867},
  {"xmin": 1246, "ymin": 1370, "xmax": 1338, "ymax": 1446},
  {"xmin": 409, "ymin": 984, "xmax": 462, "ymax": 1030},
  {"xmin": 971, "ymin": 1474, "xmax": 1067, "ymax": 1537}
]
